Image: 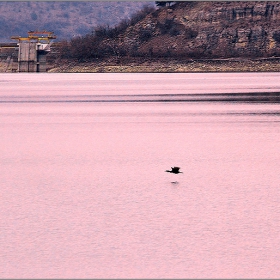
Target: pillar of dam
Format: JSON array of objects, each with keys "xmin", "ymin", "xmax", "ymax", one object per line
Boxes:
[{"xmin": 17, "ymin": 42, "xmax": 37, "ymax": 72}]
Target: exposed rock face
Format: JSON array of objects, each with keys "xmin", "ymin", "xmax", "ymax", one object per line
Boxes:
[{"xmin": 114, "ymin": 1, "xmax": 280, "ymax": 58}]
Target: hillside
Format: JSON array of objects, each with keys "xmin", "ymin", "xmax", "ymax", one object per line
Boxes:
[
  {"xmin": 0, "ymin": 1, "xmax": 154, "ymax": 42},
  {"xmin": 3, "ymin": 1, "xmax": 280, "ymax": 73},
  {"xmin": 94, "ymin": 1, "xmax": 280, "ymax": 59}
]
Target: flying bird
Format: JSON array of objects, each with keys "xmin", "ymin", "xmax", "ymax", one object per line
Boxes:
[{"xmin": 165, "ymin": 166, "xmax": 183, "ymax": 174}]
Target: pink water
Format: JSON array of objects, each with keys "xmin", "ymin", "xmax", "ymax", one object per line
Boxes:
[{"xmin": 1, "ymin": 73, "xmax": 280, "ymax": 278}]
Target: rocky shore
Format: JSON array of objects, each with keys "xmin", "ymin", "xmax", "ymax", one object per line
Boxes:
[
  {"xmin": 47, "ymin": 57, "xmax": 280, "ymax": 73},
  {"xmin": 1, "ymin": 56, "xmax": 280, "ymax": 73}
]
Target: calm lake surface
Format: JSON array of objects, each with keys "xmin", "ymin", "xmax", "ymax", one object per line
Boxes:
[{"xmin": 1, "ymin": 73, "xmax": 280, "ymax": 278}]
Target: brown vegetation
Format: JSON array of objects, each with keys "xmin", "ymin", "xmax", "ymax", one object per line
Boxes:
[{"xmin": 56, "ymin": 4, "xmax": 156, "ymax": 61}]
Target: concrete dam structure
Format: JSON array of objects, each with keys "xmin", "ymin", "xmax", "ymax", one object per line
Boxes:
[{"xmin": 11, "ymin": 31, "xmax": 56, "ymax": 72}]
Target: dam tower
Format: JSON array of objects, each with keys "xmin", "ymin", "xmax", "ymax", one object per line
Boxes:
[{"xmin": 11, "ymin": 31, "xmax": 56, "ymax": 72}]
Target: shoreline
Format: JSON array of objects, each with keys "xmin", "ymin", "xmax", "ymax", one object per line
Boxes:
[
  {"xmin": 48, "ymin": 57, "xmax": 280, "ymax": 73},
  {"xmin": 1, "ymin": 57, "xmax": 280, "ymax": 73}
]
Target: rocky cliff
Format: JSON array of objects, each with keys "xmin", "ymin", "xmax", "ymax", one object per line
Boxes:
[{"xmin": 109, "ymin": 1, "xmax": 280, "ymax": 58}]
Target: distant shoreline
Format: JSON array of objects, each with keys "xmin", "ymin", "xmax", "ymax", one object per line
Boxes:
[
  {"xmin": 1, "ymin": 57, "xmax": 280, "ymax": 73},
  {"xmin": 47, "ymin": 57, "xmax": 280, "ymax": 73}
]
